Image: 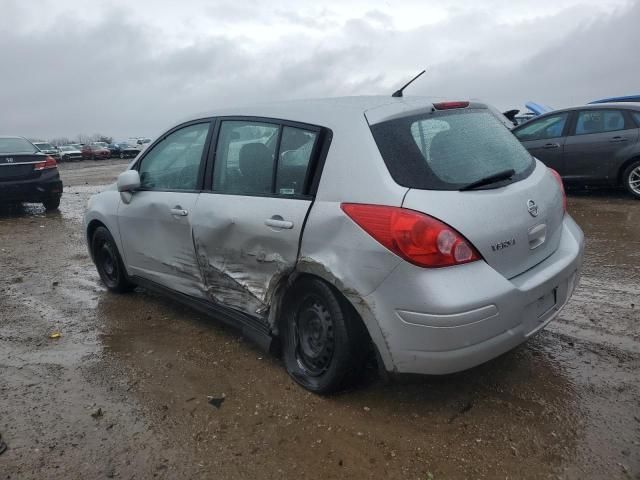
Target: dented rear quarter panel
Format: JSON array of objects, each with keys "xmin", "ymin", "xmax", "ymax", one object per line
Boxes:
[{"xmin": 297, "ymin": 125, "xmax": 409, "ymax": 370}]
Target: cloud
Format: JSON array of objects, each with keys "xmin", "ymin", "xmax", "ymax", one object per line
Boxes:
[{"xmin": 0, "ymin": 0, "xmax": 637, "ymax": 139}]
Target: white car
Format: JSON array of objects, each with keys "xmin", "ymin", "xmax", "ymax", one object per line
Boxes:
[{"xmin": 58, "ymin": 145, "xmax": 83, "ymax": 162}]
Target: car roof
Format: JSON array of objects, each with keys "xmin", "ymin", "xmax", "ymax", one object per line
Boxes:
[
  {"xmin": 513, "ymin": 102, "xmax": 640, "ymax": 128},
  {"xmin": 545, "ymin": 102, "xmax": 640, "ymax": 115},
  {"xmin": 188, "ymin": 96, "xmax": 488, "ymax": 130}
]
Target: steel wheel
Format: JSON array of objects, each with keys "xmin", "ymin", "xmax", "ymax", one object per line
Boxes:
[
  {"xmin": 91, "ymin": 226, "xmax": 134, "ymax": 292},
  {"xmin": 96, "ymin": 238, "xmax": 120, "ymax": 287},
  {"xmin": 294, "ymin": 296, "xmax": 335, "ymax": 376},
  {"xmin": 281, "ymin": 277, "xmax": 369, "ymax": 394}
]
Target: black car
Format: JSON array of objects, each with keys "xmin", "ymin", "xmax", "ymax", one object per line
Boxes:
[
  {"xmin": 0, "ymin": 136, "xmax": 63, "ymax": 210},
  {"xmin": 108, "ymin": 142, "xmax": 139, "ymax": 159},
  {"xmin": 513, "ymin": 103, "xmax": 640, "ymax": 199}
]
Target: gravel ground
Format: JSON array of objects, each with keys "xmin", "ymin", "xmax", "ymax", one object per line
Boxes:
[{"xmin": 0, "ymin": 159, "xmax": 638, "ymax": 479}]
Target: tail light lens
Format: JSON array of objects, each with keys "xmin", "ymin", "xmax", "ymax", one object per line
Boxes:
[
  {"xmin": 549, "ymin": 168, "xmax": 566, "ymax": 212},
  {"xmin": 34, "ymin": 156, "xmax": 57, "ymax": 171},
  {"xmin": 341, "ymin": 204, "xmax": 481, "ymax": 268}
]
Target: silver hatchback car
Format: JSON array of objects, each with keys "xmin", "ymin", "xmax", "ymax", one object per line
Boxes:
[{"xmin": 85, "ymin": 97, "xmax": 585, "ymax": 393}]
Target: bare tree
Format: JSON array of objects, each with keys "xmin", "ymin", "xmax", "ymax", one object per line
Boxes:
[{"xmin": 49, "ymin": 137, "xmax": 72, "ymax": 146}]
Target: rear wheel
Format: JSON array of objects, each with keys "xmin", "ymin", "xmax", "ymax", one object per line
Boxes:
[
  {"xmin": 281, "ymin": 277, "xmax": 368, "ymax": 394},
  {"xmin": 623, "ymin": 160, "xmax": 640, "ymax": 199},
  {"xmin": 91, "ymin": 226, "xmax": 134, "ymax": 292},
  {"xmin": 43, "ymin": 196, "xmax": 61, "ymax": 211}
]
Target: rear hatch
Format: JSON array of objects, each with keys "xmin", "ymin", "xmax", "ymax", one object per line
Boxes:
[{"xmin": 366, "ymin": 103, "xmax": 564, "ymax": 279}]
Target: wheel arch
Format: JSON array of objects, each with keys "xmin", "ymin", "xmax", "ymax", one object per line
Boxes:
[
  {"xmin": 86, "ymin": 219, "xmax": 107, "ymax": 262},
  {"xmin": 617, "ymin": 154, "xmax": 640, "ymax": 185},
  {"xmin": 267, "ymin": 266, "xmax": 395, "ymax": 373}
]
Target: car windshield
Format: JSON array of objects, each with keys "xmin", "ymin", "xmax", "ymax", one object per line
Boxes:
[
  {"xmin": 35, "ymin": 143, "xmax": 54, "ymax": 150},
  {"xmin": 60, "ymin": 146, "xmax": 74, "ymax": 151},
  {"xmin": 370, "ymin": 109, "xmax": 535, "ymax": 190},
  {"xmin": 0, "ymin": 137, "xmax": 38, "ymax": 154}
]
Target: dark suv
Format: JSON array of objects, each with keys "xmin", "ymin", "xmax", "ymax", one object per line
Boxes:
[
  {"xmin": 513, "ymin": 102, "xmax": 640, "ymax": 199},
  {"xmin": 0, "ymin": 136, "xmax": 63, "ymax": 210}
]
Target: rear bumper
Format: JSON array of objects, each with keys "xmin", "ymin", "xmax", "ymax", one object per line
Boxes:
[
  {"xmin": 366, "ymin": 215, "xmax": 585, "ymax": 375},
  {"xmin": 0, "ymin": 175, "xmax": 63, "ymax": 203}
]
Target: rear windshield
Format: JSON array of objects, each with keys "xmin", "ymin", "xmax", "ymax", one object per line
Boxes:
[
  {"xmin": 370, "ymin": 109, "xmax": 534, "ymax": 190},
  {"xmin": 0, "ymin": 137, "xmax": 37, "ymax": 154}
]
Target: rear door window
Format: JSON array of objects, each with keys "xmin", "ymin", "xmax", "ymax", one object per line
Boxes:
[
  {"xmin": 514, "ymin": 113, "xmax": 569, "ymax": 141},
  {"xmin": 213, "ymin": 121, "xmax": 279, "ymax": 195},
  {"xmin": 371, "ymin": 110, "xmax": 534, "ymax": 190},
  {"xmin": 212, "ymin": 120, "xmax": 318, "ymax": 197},
  {"xmin": 574, "ymin": 110, "xmax": 627, "ymax": 135}
]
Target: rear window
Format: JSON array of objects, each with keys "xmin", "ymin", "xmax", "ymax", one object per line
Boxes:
[
  {"xmin": 0, "ymin": 137, "xmax": 38, "ymax": 154},
  {"xmin": 370, "ymin": 109, "xmax": 534, "ymax": 190}
]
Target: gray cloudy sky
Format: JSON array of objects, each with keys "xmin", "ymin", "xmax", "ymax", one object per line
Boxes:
[{"xmin": 1, "ymin": 0, "xmax": 638, "ymax": 140}]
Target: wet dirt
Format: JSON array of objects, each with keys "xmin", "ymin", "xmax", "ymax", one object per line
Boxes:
[{"xmin": 1, "ymin": 161, "xmax": 638, "ymax": 479}]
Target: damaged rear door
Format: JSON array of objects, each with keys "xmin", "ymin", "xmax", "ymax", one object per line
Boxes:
[
  {"xmin": 191, "ymin": 118, "xmax": 326, "ymax": 317},
  {"xmin": 117, "ymin": 121, "xmax": 212, "ymax": 296}
]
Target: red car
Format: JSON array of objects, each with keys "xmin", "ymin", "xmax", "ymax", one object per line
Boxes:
[{"xmin": 81, "ymin": 144, "xmax": 111, "ymax": 160}]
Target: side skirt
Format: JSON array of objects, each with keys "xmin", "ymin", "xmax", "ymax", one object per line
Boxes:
[{"xmin": 130, "ymin": 276, "xmax": 273, "ymax": 353}]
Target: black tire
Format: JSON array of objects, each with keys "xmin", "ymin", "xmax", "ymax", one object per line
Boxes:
[
  {"xmin": 43, "ymin": 196, "xmax": 61, "ymax": 211},
  {"xmin": 281, "ymin": 277, "xmax": 368, "ymax": 394},
  {"xmin": 622, "ymin": 160, "xmax": 640, "ymax": 199},
  {"xmin": 119, "ymin": 152, "xmax": 125, "ymax": 159},
  {"xmin": 91, "ymin": 154, "xmax": 96, "ymax": 161},
  {"xmin": 91, "ymin": 226, "xmax": 134, "ymax": 293}
]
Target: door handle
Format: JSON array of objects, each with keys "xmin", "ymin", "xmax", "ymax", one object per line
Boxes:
[
  {"xmin": 542, "ymin": 143, "xmax": 560, "ymax": 149},
  {"xmin": 265, "ymin": 215, "xmax": 293, "ymax": 229},
  {"xmin": 609, "ymin": 136, "xmax": 628, "ymax": 143},
  {"xmin": 170, "ymin": 206, "xmax": 188, "ymax": 216}
]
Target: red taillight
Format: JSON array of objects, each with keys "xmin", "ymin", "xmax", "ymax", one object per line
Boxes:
[
  {"xmin": 549, "ymin": 168, "xmax": 566, "ymax": 212},
  {"xmin": 34, "ymin": 155, "xmax": 57, "ymax": 171},
  {"xmin": 341, "ymin": 204, "xmax": 481, "ymax": 268},
  {"xmin": 433, "ymin": 101, "xmax": 469, "ymax": 110}
]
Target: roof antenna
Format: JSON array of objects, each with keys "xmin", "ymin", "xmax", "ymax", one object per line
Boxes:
[{"xmin": 392, "ymin": 69, "xmax": 426, "ymax": 98}]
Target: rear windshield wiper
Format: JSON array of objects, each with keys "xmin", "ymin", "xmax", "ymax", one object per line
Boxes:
[{"xmin": 459, "ymin": 169, "xmax": 516, "ymax": 191}]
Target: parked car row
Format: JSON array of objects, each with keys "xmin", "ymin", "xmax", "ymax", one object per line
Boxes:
[{"xmin": 30, "ymin": 140, "xmax": 147, "ymax": 162}]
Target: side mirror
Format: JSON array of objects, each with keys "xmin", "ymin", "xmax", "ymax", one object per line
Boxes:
[{"xmin": 117, "ymin": 170, "xmax": 141, "ymax": 192}]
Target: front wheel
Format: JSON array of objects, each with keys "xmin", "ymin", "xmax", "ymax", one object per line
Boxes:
[
  {"xmin": 623, "ymin": 160, "xmax": 640, "ymax": 199},
  {"xmin": 91, "ymin": 226, "xmax": 134, "ymax": 292},
  {"xmin": 281, "ymin": 277, "xmax": 368, "ymax": 394},
  {"xmin": 119, "ymin": 152, "xmax": 125, "ymax": 159}
]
